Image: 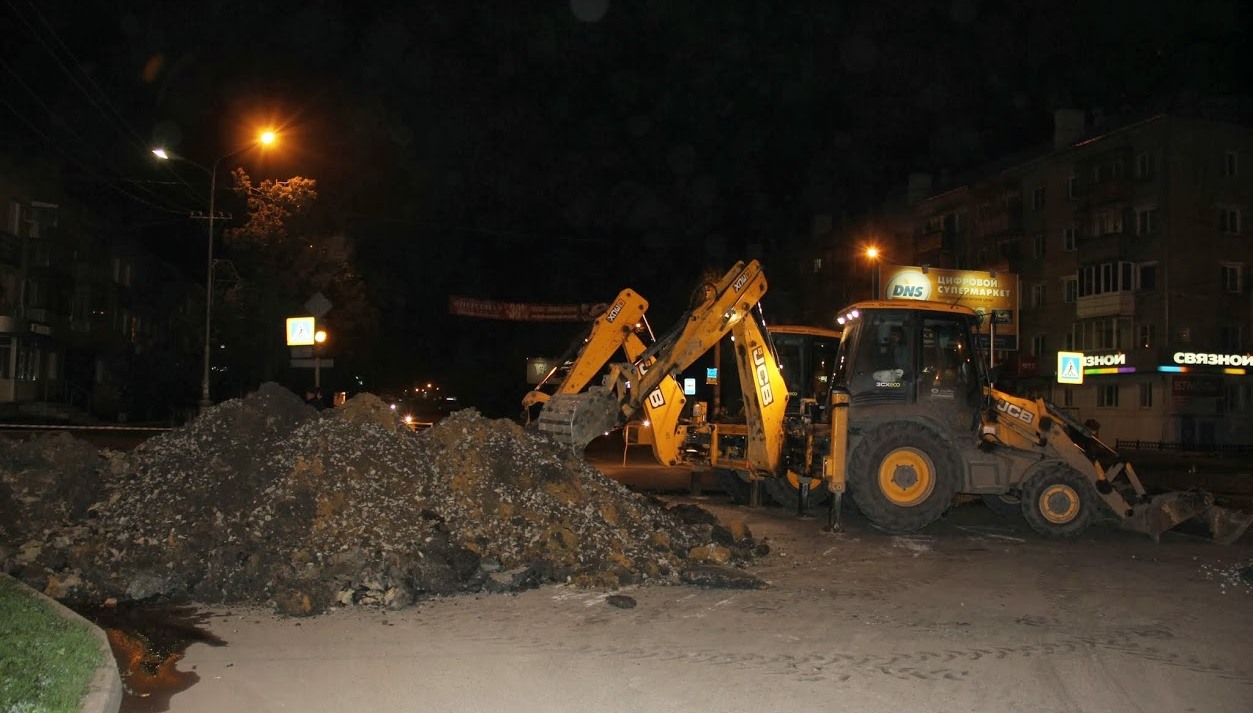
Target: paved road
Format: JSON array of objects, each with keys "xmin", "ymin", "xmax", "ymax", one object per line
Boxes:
[{"xmin": 160, "ymin": 454, "xmax": 1251, "ymax": 713}]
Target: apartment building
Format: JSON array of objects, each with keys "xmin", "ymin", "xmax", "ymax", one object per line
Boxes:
[
  {"xmin": 909, "ymin": 111, "xmax": 1253, "ymax": 447},
  {"xmin": 1, "ymin": 163, "xmax": 196, "ymax": 421}
]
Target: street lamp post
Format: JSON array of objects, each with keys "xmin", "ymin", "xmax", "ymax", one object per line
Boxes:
[
  {"xmin": 153, "ymin": 130, "xmax": 277, "ymax": 412},
  {"xmin": 865, "ymin": 246, "xmax": 880, "ymax": 299}
]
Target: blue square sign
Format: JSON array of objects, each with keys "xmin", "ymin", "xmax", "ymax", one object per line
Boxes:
[{"xmin": 1057, "ymin": 351, "xmax": 1084, "ymax": 385}]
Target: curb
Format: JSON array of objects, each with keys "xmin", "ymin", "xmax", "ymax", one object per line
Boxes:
[{"xmin": 6, "ymin": 575, "xmax": 122, "ymax": 713}]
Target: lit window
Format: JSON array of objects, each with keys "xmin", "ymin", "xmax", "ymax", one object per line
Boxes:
[{"xmin": 1091, "ymin": 208, "xmax": 1123, "ymax": 236}]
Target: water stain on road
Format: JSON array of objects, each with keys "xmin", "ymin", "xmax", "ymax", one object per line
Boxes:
[{"xmin": 79, "ymin": 602, "xmax": 226, "ymax": 713}]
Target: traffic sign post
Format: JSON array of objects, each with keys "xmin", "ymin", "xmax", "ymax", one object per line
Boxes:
[{"xmin": 287, "ymin": 295, "xmax": 335, "ymax": 398}]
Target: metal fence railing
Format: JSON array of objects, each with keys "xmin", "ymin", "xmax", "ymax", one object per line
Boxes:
[{"xmin": 1116, "ymin": 439, "xmax": 1253, "ymax": 455}]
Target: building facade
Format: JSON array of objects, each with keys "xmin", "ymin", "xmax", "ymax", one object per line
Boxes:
[
  {"xmin": 1, "ymin": 162, "xmax": 197, "ymax": 421},
  {"xmin": 906, "ymin": 113, "xmax": 1253, "ymax": 448}
]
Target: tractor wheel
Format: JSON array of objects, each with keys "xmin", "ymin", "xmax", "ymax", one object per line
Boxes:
[
  {"xmin": 1020, "ymin": 465, "xmax": 1098, "ymax": 538},
  {"xmin": 712, "ymin": 468, "xmax": 752, "ymax": 505},
  {"xmin": 1017, "ymin": 463, "xmax": 1097, "ymax": 536},
  {"xmin": 847, "ymin": 422, "xmax": 959, "ymax": 532},
  {"xmin": 764, "ymin": 472, "xmax": 831, "ymax": 510},
  {"xmin": 981, "ymin": 493, "xmax": 1023, "ymax": 518}
]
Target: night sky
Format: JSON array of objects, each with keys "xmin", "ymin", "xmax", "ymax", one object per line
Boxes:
[{"xmin": 2, "ymin": 0, "xmax": 1249, "ymax": 416}]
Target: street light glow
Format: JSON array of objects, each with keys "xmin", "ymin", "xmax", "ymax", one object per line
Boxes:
[
  {"xmin": 866, "ymin": 247, "xmax": 879, "ymax": 259},
  {"xmin": 152, "ymin": 148, "xmax": 169, "ymax": 160},
  {"xmin": 314, "ymin": 329, "xmax": 327, "ymax": 344},
  {"xmin": 259, "ymin": 130, "xmax": 277, "ymax": 145}
]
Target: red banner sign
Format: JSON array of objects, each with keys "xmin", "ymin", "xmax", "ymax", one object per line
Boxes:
[{"xmin": 448, "ymin": 296, "xmax": 608, "ymax": 322}]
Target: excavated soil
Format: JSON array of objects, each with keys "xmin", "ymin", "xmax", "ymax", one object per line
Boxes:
[{"xmin": 0, "ymin": 383, "xmax": 764, "ymax": 616}]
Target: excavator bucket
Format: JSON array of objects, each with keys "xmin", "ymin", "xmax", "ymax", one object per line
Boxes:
[
  {"xmin": 536, "ymin": 390, "xmax": 622, "ymax": 451},
  {"xmin": 1122, "ymin": 491, "xmax": 1253, "ymax": 545}
]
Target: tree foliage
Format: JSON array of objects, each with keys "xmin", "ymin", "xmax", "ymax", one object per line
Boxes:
[{"xmin": 216, "ymin": 169, "xmax": 379, "ymax": 396}]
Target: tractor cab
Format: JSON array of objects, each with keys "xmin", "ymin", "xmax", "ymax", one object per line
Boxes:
[
  {"xmin": 768, "ymin": 325, "xmax": 841, "ymax": 415},
  {"xmin": 833, "ymin": 301, "xmax": 986, "ymax": 419}
]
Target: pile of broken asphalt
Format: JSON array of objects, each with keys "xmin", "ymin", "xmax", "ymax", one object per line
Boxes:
[{"xmin": 0, "ymin": 383, "xmax": 767, "ymax": 616}]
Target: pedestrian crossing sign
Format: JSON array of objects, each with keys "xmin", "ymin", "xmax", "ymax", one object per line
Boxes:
[
  {"xmin": 286, "ymin": 316, "xmax": 316, "ymax": 346},
  {"xmin": 1057, "ymin": 351, "xmax": 1084, "ymax": 385}
]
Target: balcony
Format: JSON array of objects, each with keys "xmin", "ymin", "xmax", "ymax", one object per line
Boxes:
[{"xmin": 1076, "ymin": 291, "xmax": 1135, "ymax": 319}]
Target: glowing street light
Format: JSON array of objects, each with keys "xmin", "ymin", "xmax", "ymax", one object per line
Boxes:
[
  {"xmin": 314, "ymin": 329, "xmax": 328, "ymax": 390},
  {"xmin": 152, "ymin": 129, "xmax": 280, "ymax": 411},
  {"xmin": 865, "ymin": 245, "xmax": 882, "ymax": 299}
]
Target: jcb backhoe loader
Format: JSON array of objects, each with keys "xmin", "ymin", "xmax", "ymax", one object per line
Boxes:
[
  {"xmin": 532, "ymin": 262, "xmax": 1251, "ymax": 543},
  {"xmin": 522, "ymin": 287, "xmax": 689, "ymax": 467},
  {"xmin": 526, "ymin": 261, "xmax": 841, "ymax": 507},
  {"xmin": 820, "ymin": 300, "xmax": 1252, "ymax": 543}
]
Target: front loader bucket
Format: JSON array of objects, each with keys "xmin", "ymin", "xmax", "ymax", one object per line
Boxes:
[
  {"xmin": 537, "ymin": 390, "xmax": 622, "ymax": 451},
  {"xmin": 1201, "ymin": 505, "xmax": 1253, "ymax": 545},
  {"xmin": 1122, "ymin": 490, "xmax": 1253, "ymax": 544}
]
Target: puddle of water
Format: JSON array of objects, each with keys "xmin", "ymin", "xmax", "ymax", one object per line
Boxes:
[{"xmin": 76, "ymin": 602, "xmax": 227, "ymax": 713}]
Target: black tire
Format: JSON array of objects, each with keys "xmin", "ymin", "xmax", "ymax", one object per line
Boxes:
[
  {"xmin": 1020, "ymin": 465, "xmax": 1098, "ymax": 538},
  {"xmin": 847, "ymin": 422, "xmax": 959, "ymax": 532},
  {"xmin": 713, "ymin": 468, "xmax": 753, "ymax": 504},
  {"xmin": 763, "ymin": 472, "xmax": 831, "ymax": 510},
  {"xmin": 981, "ymin": 493, "xmax": 1023, "ymax": 518}
]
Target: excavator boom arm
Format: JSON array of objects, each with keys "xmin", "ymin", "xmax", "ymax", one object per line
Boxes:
[{"xmin": 538, "ymin": 260, "xmax": 771, "ymax": 450}]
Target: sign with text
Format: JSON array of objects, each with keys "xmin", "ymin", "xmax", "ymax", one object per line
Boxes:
[
  {"xmin": 449, "ymin": 296, "xmax": 609, "ymax": 322},
  {"xmin": 880, "ymin": 264, "xmax": 1020, "ymax": 350}
]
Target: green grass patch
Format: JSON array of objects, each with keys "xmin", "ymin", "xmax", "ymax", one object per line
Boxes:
[{"xmin": 0, "ymin": 576, "xmax": 102, "ymax": 713}]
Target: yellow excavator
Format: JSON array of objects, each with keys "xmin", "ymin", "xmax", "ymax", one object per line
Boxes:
[
  {"xmin": 530, "ymin": 261, "xmax": 1252, "ymax": 543},
  {"xmin": 522, "ymin": 261, "xmax": 840, "ymax": 507}
]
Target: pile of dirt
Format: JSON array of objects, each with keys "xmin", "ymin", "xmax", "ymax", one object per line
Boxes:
[{"xmin": 1, "ymin": 383, "xmax": 765, "ymax": 615}]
